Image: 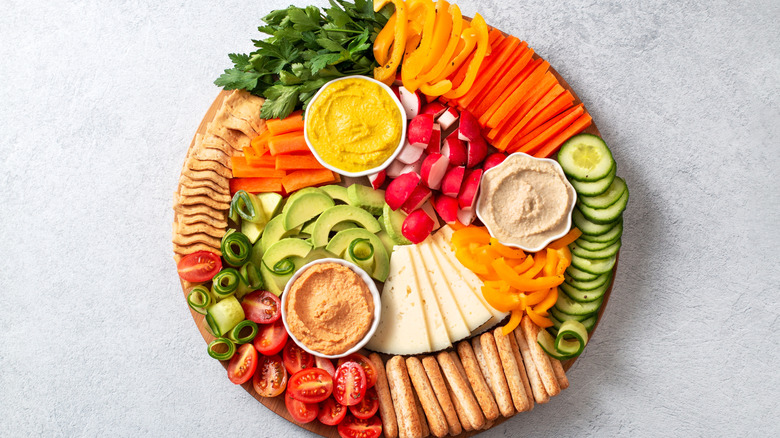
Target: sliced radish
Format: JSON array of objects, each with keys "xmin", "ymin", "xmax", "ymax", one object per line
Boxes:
[
  {"xmin": 437, "ymin": 107, "xmax": 459, "ymax": 131},
  {"xmin": 401, "ymin": 186, "xmax": 432, "ymax": 214},
  {"xmin": 385, "ymin": 172, "xmax": 421, "ymax": 210},
  {"xmin": 397, "ymin": 140, "xmax": 425, "ymax": 164},
  {"xmin": 466, "ymin": 135, "xmax": 488, "ymax": 168},
  {"xmin": 458, "ymin": 168, "xmax": 483, "ymax": 209},
  {"xmin": 441, "ymin": 166, "xmax": 466, "ymax": 198},
  {"xmin": 420, "ymin": 153, "xmax": 449, "ymax": 190},
  {"xmin": 433, "ymin": 195, "xmax": 459, "ymax": 225},
  {"xmin": 367, "ymin": 170, "xmax": 386, "ymax": 190},
  {"xmin": 441, "ymin": 132, "xmax": 467, "ymax": 167},
  {"xmin": 457, "ymin": 110, "xmax": 481, "ymax": 142},
  {"xmin": 483, "ymin": 153, "xmax": 507, "ymax": 171},
  {"xmin": 390, "ymin": 85, "xmax": 401, "ymax": 101},
  {"xmin": 425, "ymin": 124, "xmax": 441, "ymax": 155},
  {"xmin": 393, "ymin": 71, "xmax": 403, "ymax": 86},
  {"xmin": 407, "ymin": 114, "xmax": 434, "ymax": 148},
  {"xmin": 420, "ymin": 101, "xmax": 447, "ymax": 118},
  {"xmin": 399, "ymin": 156, "xmax": 424, "ymax": 176},
  {"xmin": 385, "ymin": 159, "xmax": 406, "ymax": 178},
  {"xmin": 398, "ymin": 87, "xmax": 422, "ymax": 119},
  {"xmin": 420, "ymin": 200, "xmax": 441, "ymax": 231},
  {"xmin": 457, "ymin": 208, "xmax": 476, "ymax": 226},
  {"xmin": 401, "ymin": 209, "xmax": 434, "ymax": 244}
]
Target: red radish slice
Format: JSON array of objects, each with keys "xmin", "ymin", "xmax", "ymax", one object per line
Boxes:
[
  {"xmin": 420, "ymin": 200, "xmax": 441, "ymax": 230},
  {"xmin": 394, "ymin": 71, "xmax": 403, "ymax": 86},
  {"xmin": 441, "ymin": 133, "xmax": 467, "ymax": 167},
  {"xmin": 385, "ymin": 172, "xmax": 421, "ymax": 210},
  {"xmin": 401, "ymin": 186, "xmax": 432, "ymax": 214},
  {"xmin": 425, "ymin": 125, "xmax": 442, "ymax": 155},
  {"xmin": 400, "ymin": 156, "xmax": 424, "ymax": 176},
  {"xmin": 421, "ymin": 101, "xmax": 447, "ymax": 118},
  {"xmin": 441, "ymin": 166, "xmax": 465, "ymax": 197},
  {"xmin": 397, "ymin": 140, "xmax": 425, "ymax": 164},
  {"xmin": 367, "ymin": 170, "xmax": 386, "ymax": 190},
  {"xmin": 420, "ymin": 153, "xmax": 449, "ymax": 190},
  {"xmin": 401, "ymin": 209, "xmax": 434, "ymax": 244},
  {"xmin": 437, "ymin": 107, "xmax": 459, "ymax": 131},
  {"xmin": 386, "ymin": 159, "xmax": 406, "ymax": 178},
  {"xmin": 458, "ymin": 168, "xmax": 483, "ymax": 209},
  {"xmin": 483, "ymin": 153, "xmax": 507, "ymax": 171},
  {"xmin": 390, "ymin": 86, "xmax": 401, "ymax": 101},
  {"xmin": 433, "ymin": 195, "xmax": 459, "ymax": 225},
  {"xmin": 466, "ymin": 135, "xmax": 488, "ymax": 168},
  {"xmin": 398, "ymin": 87, "xmax": 422, "ymax": 119},
  {"xmin": 458, "ymin": 110, "xmax": 481, "ymax": 142},
  {"xmin": 457, "ymin": 208, "xmax": 476, "ymax": 226},
  {"xmin": 407, "ymin": 114, "xmax": 434, "ymax": 148}
]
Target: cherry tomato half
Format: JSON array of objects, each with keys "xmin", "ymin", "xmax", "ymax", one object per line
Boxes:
[
  {"xmin": 338, "ymin": 353, "xmax": 378, "ymax": 389},
  {"xmin": 241, "ymin": 290, "xmax": 281, "ymax": 324},
  {"xmin": 253, "ymin": 319, "xmax": 288, "ymax": 356},
  {"xmin": 349, "ymin": 387, "xmax": 378, "ymax": 419},
  {"xmin": 315, "ymin": 356, "xmax": 336, "ymax": 378},
  {"xmin": 252, "ymin": 354, "xmax": 287, "ymax": 397},
  {"xmin": 176, "ymin": 251, "xmax": 221, "ymax": 282},
  {"xmin": 318, "ymin": 397, "xmax": 347, "ymax": 426},
  {"xmin": 287, "ymin": 368, "xmax": 333, "ymax": 404},
  {"xmin": 227, "ymin": 343, "xmax": 258, "ymax": 385},
  {"xmin": 333, "ymin": 361, "xmax": 367, "ymax": 406},
  {"xmin": 337, "ymin": 413, "xmax": 382, "ymax": 438},
  {"xmin": 283, "ymin": 342, "xmax": 315, "ymax": 375},
  {"xmin": 285, "ymin": 392, "xmax": 319, "ymax": 424}
]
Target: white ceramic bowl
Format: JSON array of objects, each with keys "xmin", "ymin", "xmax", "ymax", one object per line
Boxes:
[
  {"xmin": 475, "ymin": 152, "xmax": 578, "ymax": 253},
  {"xmin": 280, "ymin": 258, "xmax": 382, "ymax": 359},
  {"xmin": 303, "ymin": 75, "xmax": 407, "ymax": 178}
]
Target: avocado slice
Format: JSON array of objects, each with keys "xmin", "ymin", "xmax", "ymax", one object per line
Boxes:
[
  {"xmin": 382, "ymin": 203, "xmax": 411, "ymax": 245},
  {"xmin": 263, "ymin": 238, "xmax": 313, "ymax": 272},
  {"xmin": 325, "ymin": 228, "xmax": 390, "ymax": 282},
  {"xmin": 376, "ymin": 230, "xmax": 395, "ymax": 255},
  {"xmin": 320, "ymin": 185, "xmax": 351, "ymax": 205},
  {"xmin": 257, "ymin": 192, "xmax": 284, "ymax": 218},
  {"xmin": 281, "ymin": 187, "xmax": 326, "ymax": 216},
  {"xmin": 347, "ymin": 184, "xmax": 387, "ymax": 216},
  {"xmin": 258, "ymin": 215, "xmax": 301, "ymax": 258},
  {"xmin": 310, "ymin": 205, "xmax": 382, "ymax": 248},
  {"xmin": 282, "ymin": 191, "xmax": 335, "ymax": 231}
]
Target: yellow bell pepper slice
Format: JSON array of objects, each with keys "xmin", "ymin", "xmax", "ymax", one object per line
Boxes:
[
  {"xmin": 490, "ymin": 238, "xmax": 526, "ymax": 259},
  {"xmin": 547, "ymin": 227, "xmax": 582, "ymax": 250},
  {"xmin": 373, "ymin": 0, "xmax": 408, "ymax": 82},
  {"xmin": 452, "ymin": 226, "xmax": 490, "ymax": 246},
  {"xmin": 443, "ymin": 13, "xmax": 489, "ymax": 99},
  {"xmin": 401, "ymin": 0, "xmax": 436, "ymax": 91},
  {"xmin": 512, "ymin": 255, "xmax": 534, "ymax": 274},
  {"xmin": 420, "ymin": 0, "xmax": 452, "ymax": 74},
  {"xmin": 524, "ymin": 288, "xmax": 550, "ymax": 307},
  {"xmin": 419, "ymin": 80, "xmax": 453, "ymax": 96},
  {"xmin": 543, "ymin": 248, "xmax": 560, "ymax": 277},
  {"xmin": 432, "ymin": 26, "xmax": 476, "ymax": 83},
  {"xmin": 419, "ymin": 3, "xmax": 462, "ymax": 83},
  {"xmin": 519, "ymin": 250, "xmax": 547, "ymax": 279},
  {"xmin": 534, "ymin": 287, "xmax": 558, "ymax": 314},
  {"xmin": 526, "ymin": 308, "xmax": 554, "ymax": 328},
  {"xmin": 455, "ymin": 248, "xmax": 488, "ymax": 275},
  {"xmin": 492, "ymin": 258, "xmax": 564, "ymax": 291},
  {"xmin": 481, "ymin": 285, "xmax": 520, "ymax": 313},
  {"xmin": 373, "ymin": 12, "xmax": 397, "ymax": 67},
  {"xmin": 501, "ymin": 308, "xmax": 524, "ymax": 336}
]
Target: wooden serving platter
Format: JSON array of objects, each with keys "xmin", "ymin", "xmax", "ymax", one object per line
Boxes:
[{"xmin": 176, "ymin": 30, "xmax": 615, "ymax": 438}]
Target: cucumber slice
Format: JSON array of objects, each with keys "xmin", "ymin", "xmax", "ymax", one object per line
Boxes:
[
  {"xmin": 570, "ymin": 239, "xmax": 621, "ymax": 260},
  {"xmin": 555, "ymin": 294, "xmax": 603, "ymax": 316},
  {"xmin": 560, "ymin": 280, "xmax": 610, "ymax": 303},
  {"xmin": 570, "ymin": 253, "xmax": 617, "ymax": 275},
  {"xmin": 565, "ymin": 265, "xmax": 600, "ymax": 281},
  {"xmin": 550, "ymin": 306, "xmax": 596, "ymax": 323},
  {"xmin": 569, "ymin": 164, "xmax": 616, "ymax": 196},
  {"xmin": 205, "ymin": 296, "xmax": 245, "ymax": 337},
  {"xmin": 557, "ymin": 134, "xmax": 614, "ymax": 182},
  {"xmin": 573, "ymin": 237, "xmax": 617, "ymax": 251},
  {"xmin": 572, "ymin": 208, "xmax": 620, "ymax": 236},
  {"xmin": 537, "ymin": 320, "xmax": 588, "ymax": 360},
  {"xmin": 578, "ymin": 221, "xmax": 623, "ymax": 244},
  {"xmin": 578, "ymin": 177, "xmax": 627, "ymax": 209},
  {"xmin": 578, "ymin": 189, "xmax": 629, "ymax": 225},
  {"xmin": 564, "ymin": 272, "xmax": 611, "ymax": 290},
  {"xmin": 581, "ymin": 315, "xmax": 597, "ymax": 332}
]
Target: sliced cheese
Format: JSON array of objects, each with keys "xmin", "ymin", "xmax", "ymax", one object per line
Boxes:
[
  {"xmin": 365, "ymin": 245, "xmax": 431, "ymax": 355},
  {"xmin": 407, "ymin": 244, "xmax": 453, "ymax": 352}
]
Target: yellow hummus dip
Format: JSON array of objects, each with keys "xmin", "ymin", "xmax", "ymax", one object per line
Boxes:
[
  {"xmin": 477, "ymin": 153, "xmax": 575, "ymax": 250},
  {"xmin": 306, "ymin": 77, "xmax": 403, "ymax": 173},
  {"xmin": 285, "ymin": 262, "xmax": 374, "ymax": 356}
]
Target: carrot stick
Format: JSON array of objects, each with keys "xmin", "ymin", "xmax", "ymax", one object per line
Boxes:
[
  {"xmin": 229, "ymin": 177, "xmax": 283, "ymax": 195},
  {"xmin": 533, "ymin": 112, "xmax": 593, "ymax": 158},
  {"xmin": 494, "ymin": 81, "xmax": 563, "ymax": 151},
  {"xmin": 242, "ymin": 146, "xmax": 262, "ymax": 166},
  {"xmin": 281, "ymin": 169, "xmax": 337, "ymax": 193},
  {"xmin": 265, "ymin": 110, "xmax": 304, "ymax": 135},
  {"xmin": 487, "ymin": 28, "xmax": 503, "ymax": 48},
  {"xmin": 275, "ymin": 154, "xmax": 326, "ymax": 170},
  {"xmin": 268, "ymin": 131, "xmax": 309, "ymax": 155},
  {"xmin": 457, "ymin": 37, "xmax": 520, "ymax": 109},
  {"xmin": 475, "ymin": 49, "xmax": 535, "ymax": 118},
  {"xmin": 491, "ymin": 72, "xmax": 558, "ymax": 145},
  {"xmin": 478, "ymin": 58, "xmax": 544, "ymax": 126},
  {"xmin": 231, "ymin": 156, "xmax": 287, "ymax": 178},
  {"xmin": 508, "ymin": 104, "xmax": 584, "ymax": 154},
  {"xmin": 250, "ymin": 130, "xmax": 272, "ymax": 155},
  {"xmin": 513, "ymin": 90, "xmax": 575, "ymax": 140},
  {"xmin": 486, "ymin": 60, "xmax": 550, "ymax": 128},
  {"xmin": 466, "ymin": 41, "xmax": 528, "ymax": 114}
]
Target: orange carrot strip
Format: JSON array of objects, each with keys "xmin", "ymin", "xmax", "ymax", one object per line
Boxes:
[
  {"xmin": 513, "ymin": 91, "xmax": 575, "ymax": 141},
  {"xmin": 510, "ymin": 104, "xmax": 584, "ymax": 154},
  {"xmin": 492, "ymin": 73, "xmax": 558, "ymax": 150},
  {"xmin": 229, "ymin": 177, "xmax": 283, "ymax": 195},
  {"xmin": 265, "ymin": 111, "xmax": 304, "ymax": 135},
  {"xmin": 281, "ymin": 169, "xmax": 337, "ymax": 193},
  {"xmin": 534, "ymin": 112, "xmax": 593, "ymax": 158},
  {"xmin": 466, "ymin": 41, "xmax": 528, "ymax": 115},
  {"xmin": 250, "ymin": 130, "xmax": 272, "ymax": 156},
  {"xmin": 548, "ymin": 228, "xmax": 582, "ymax": 250},
  {"xmin": 475, "ymin": 48, "xmax": 535, "ymax": 119},
  {"xmin": 479, "ymin": 58, "xmax": 547, "ymax": 126},
  {"xmin": 242, "ymin": 147, "xmax": 262, "ymax": 166},
  {"xmin": 486, "ymin": 61, "xmax": 551, "ymax": 129},
  {"xmin": 275, "ymin": 154, "xmax": 326, "ymax": 171},
  {"xmin": 488, "ymin": 27, "xmax": 503, "ymax": 46},
  {"xmin": 231, "ymin": 156, "xmax": 287, "ymax": 178},
  {"xmin": 494, "ymin": 81, "xmax": 563, "ymax": 151},
  {"xmin": 457, "ymin": 37, "xmax": 520, "ymax": 109},
  {"xmin": 268, "ymin": 132, "xmax": 309, "ymax": 156}
]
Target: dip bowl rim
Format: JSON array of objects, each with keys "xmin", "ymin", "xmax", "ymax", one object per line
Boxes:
[
  {"xmin": 303, "ymin": 75, "xmax": 407, "ymax": 178},
  {"xmin": 475, "ymin": 152, "xmax": 578, "ymax": 253},
  {"xmin": 280, "ymin": 257, "xmax": 382, "ymax": 359}
]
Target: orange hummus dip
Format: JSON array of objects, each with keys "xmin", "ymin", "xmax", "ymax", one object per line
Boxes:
[{"xmin": 285, "ymin": 262, "xmax": 374, "ymax": 356}]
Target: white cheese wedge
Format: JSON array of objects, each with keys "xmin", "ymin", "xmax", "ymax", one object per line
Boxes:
[
  {"xmin": 365, "ymin": 245, "xmax": 431, "ymax": 355},
  {"xmin": 407, "ymin": 244, "xmax": 453, "ymax": 352}
]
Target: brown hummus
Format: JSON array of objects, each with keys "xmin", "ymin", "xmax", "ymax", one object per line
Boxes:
[
  {"xmin": 477, "ymin": 153, "xmax": 575, "ymax": 250},
  {"xmin": 285, "ymin": 262, "xmax": 374, "ymax": 356}
]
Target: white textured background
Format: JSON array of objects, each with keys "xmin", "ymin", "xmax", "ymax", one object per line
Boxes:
[{"xmin": 1, "ymin": 0, "xmax": 778, "ymax": 436}]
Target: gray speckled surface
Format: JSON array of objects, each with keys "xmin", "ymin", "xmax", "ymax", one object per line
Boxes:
[{"xmin": 1, "ymin": 0, "xmax": 778, "ymax": 436}]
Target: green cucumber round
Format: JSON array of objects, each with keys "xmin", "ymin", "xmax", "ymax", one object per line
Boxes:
[
  {"xmin": 564, "ymin": 272, "xmax": 611, "ymax": 290},
  {"xmin": 555, "ymin": 294, "xmax": 603, "ymax": 316},
  {"xmin": 578, "ymin": 220, "xmax": 623, "ymax": 244},
  {"xmin": 578, "ymin": 177, "xmax": 626, "ymax": 209},
  {"xmin": 557, "ymin": 134, "xmax": 615, "ymax": 182},
  {"xmin": 570, "ymin": 239, "xmax": 622, "ymax": 260},
  {"xmin": 569, "ymin": 164, "xmax": 616, "ymax": 196},
  {"xmin": 577, "ymin": 189, "xmax": 629, "ymax": 225},
  {"xmin": 572, "ymin": 208, "xmax": 621, "ymax": 236},
  {"xmin": 560, "ymin": 280, "xmax": 610, "ymax": 303},
  {"xmin": 551, "ymin": 306, "xmax": 596, "ymax": 323},
  {"xmin": 573, "ymin": 237, "xmax": 617, "ymax": 251},
  {"xmin": 570, "ymin": 253, "xmax": 617, "ymax": 275},
  {"xmin": 565, "ymin": 265, "xmax": 600, "ymax": 281}
]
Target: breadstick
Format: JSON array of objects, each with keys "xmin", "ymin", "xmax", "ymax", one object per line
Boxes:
[
  {"xmin": 386, "ymin": 356, "xmax": 422, "ymax": 438},
  {"xmin": 508, "ymin": 332, "xmax": 535, "ymax": 410},
  {"xmin": 456, "ymin": 341, "xmax": 500, "ymax": 420},
  {"xmin": 470, "ymin": 337, "xmax": 493, "ymax": 392},
  {"xmin": 436, "ymin": 351, "xmax": 485, "ymax": 430},
  {"xmin": 442, "ymin": 365, "xmax": 472, "ymax": 431},
  {"xmin": 369, "ymin": 353, "xmax": 399, "ymax": 438},
  {"xmin": 493, "ymin": 328, "xmax": 531, "ymax": 413},
  {"xmin": 421, "ymin": 356, "xmax": 462, "ymax": 436},
  {"xmin": 478, "ymin": 333, "xmax": 515, "ymax": 417},
  {"xmin": 549, "ymin": 357, "xmax": 570, "ymax": 389},
  {"xmin": 412, "ymin": 390, "xmax": 430, "ymax": 437},
  {"xmin": 513, "ymin": 326, "xmax": 550, "ymax": 404},
  {"xmin": 406, "ymin": 357, "xmax": 449, "ymax": 438},
  {"xmin": 520, "ymin": 316, "xmax": 561, "ymax": 397}
]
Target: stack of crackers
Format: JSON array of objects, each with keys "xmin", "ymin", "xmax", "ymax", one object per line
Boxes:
[
  {"xmin": 370, "ymin": 316, "xmax": 568, "ymax": 438},
  {"xmin": 172, "ymin": 90, "xmax": 267, "ymax": 262}
]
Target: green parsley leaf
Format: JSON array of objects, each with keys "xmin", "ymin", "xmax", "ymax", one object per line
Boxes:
[{"xmin": 260, "ymin": 85, "xmax": 301, "ymax": 119}]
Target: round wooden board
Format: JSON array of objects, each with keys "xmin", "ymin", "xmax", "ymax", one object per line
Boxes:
[{"xmin": 177, "ymin": 30, "xmax": 615, "ymax": 438}]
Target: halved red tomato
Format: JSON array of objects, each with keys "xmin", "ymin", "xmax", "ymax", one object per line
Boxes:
[
  {"xmin": 337, "ymin": 414, "xmax": 382, "ymax": 438},
  {"xmin": 287, "ymin": 368, "xmax": 333, "ymax": 403},
  {"xmin": 349, "ymin": 387, "xmax": 378, "ymax": 419},
  {"xmin": 318, "ymin": 397, "xmax": 348, "ymax": 426},
  {"xmin": 176, "ymin": 251, "xmax": 221, "ymax": 282},
  {"xmin": 285, "ymin": 392, "xmax": 319, "ymax": 424},
  {"xmin": 338, "ymin": 353, "xmax": 378, "ymax": 388},
  {"xmin": 283, "ymin": 342, "xmax": 314, "ymax": 375},
  {"xmin": 315, "ymin": 356, "xmax": 336, "ymax": 378},
  {"xmin": 241, "ymin": 290, "xmax": 281, "ymax": 324},
  {"xmin": 333, "ymin": 361, "xmax": 367, "ymax": 406},
  {"xmin": 227, "ymin": 343, "xmax": 257, "ymax": 385},
  {"xmin": 252, "ymin": 354, "xmax": 287, "ymax": 397},
  {"xmin": 253, "ymin": 320, "xmax": 288, "ymax": 356}
]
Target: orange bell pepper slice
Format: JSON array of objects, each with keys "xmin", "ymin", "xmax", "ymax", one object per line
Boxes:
[
  {"xmin": 543, "ymin": 248, "xmax": 560, "ymax": 277},
  {"xmin": 401, "ymin": 0, "xmax": 437, "ymax": 91},
  {"xmin": 492, "ymin": 258, "xmax": 564, "ymax": 291},
  {"xmin": 490, "ymin": 238, "xmax": 526, "ymax": 259},
  {"xmin": 512, "ymin": 255, "xmax": 535, "ymax": 274},
  {"xmin": 421, "ymin": 0, "xmax": 452, "ymax": 73},
  {"xmin": 452, "ymin": 226, "xmax": 490, "ymax": 246},
  {"xmin": 548, "ymin": 227, "xmax": 582, "ymax": 250},
  {"xmin": 519, "ymin": 250, "xmax": 547, "ymax": 279},
  {"xmin": 373, "ymin": 0, "xmax": 408, "ymax": 82},
  {"xmin": 443, "ymin": 14, "xmax": 489, "ymax": 99},
  {"xmin": 481, "ymin": 285, "xmax": 520, "ymax": 312},
  {"xmin": 373, "ymin": 12, "xmax": 397, "ymax": 66},
  {"xmin": 526, "ymin": 308, "xmax": 554, "ymax": 328},
  {"xmin": 501, "ymin": 308, "xmax": 524, "ymax": 336},
  {"xmin": 432, "ymin": 26, "xmax": 477, "ymax": 83},
  {"xmin": 455, "ymin": 248, "xmax": 488, "ymax": 275},
  {"xmin": 419, "ymin": 3, "xmax": 462, "ymax": 84},
  {"xmin": 534, "ymin": 287, "xmax": 558, "ymax": 314},
  {"xmin": 523, "ymin": 288, "xmax": 550, "ymax": 307}
]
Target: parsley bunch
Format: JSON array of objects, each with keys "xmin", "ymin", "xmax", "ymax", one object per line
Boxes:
[{"xmin": 214, "ymin": 0, "xmax": 392, "ymax": 119}]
